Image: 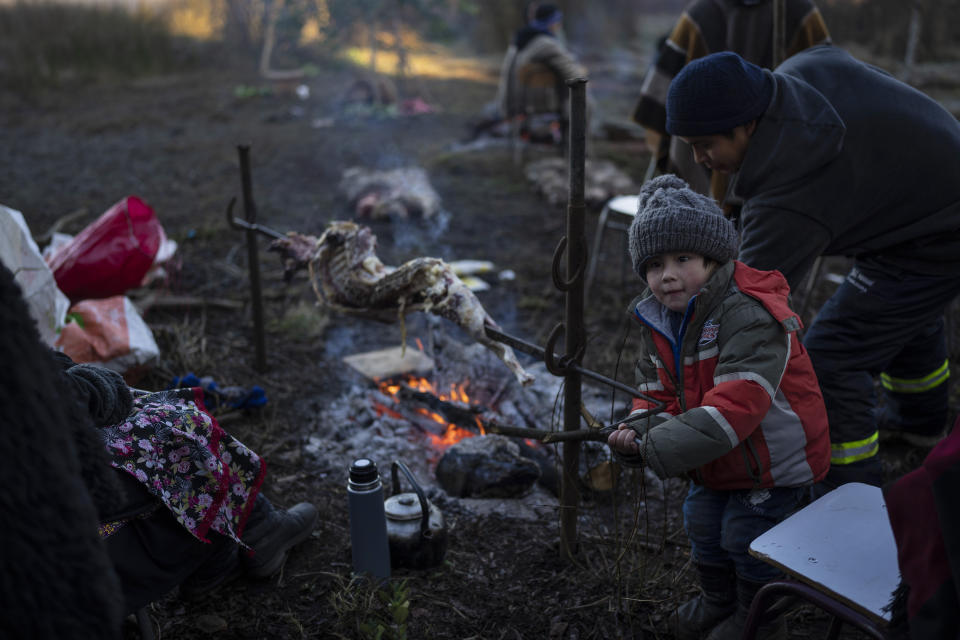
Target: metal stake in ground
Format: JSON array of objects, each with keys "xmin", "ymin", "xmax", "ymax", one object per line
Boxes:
[
  {"xmin": 235, "ymin": 144, "xmax": 267, "ymax": 372},
  {"xmin": 555, "ymin": 77, "xmax": 588, "ymax": 559}
]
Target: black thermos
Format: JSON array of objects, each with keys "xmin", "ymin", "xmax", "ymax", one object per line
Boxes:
[{"xmin": 347, "ymin": 457, "xmax": 391, "ymax": 579}]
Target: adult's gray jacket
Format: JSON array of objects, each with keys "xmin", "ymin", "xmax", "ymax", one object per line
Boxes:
[
  {"xmin": 731, "ymin": 45, "xmax": 960, "ymax": 289},
  {"xmin": 495, "ymin": 32, "xmax": 586, "ymax": 119}
]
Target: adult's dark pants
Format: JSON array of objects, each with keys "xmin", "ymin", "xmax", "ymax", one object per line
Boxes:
[
  {"xmin": 103, "ymin": 473, "xmax": 273, "ymax": 614},
  {"xmin": 803, "ymin": 259, "xmax": 960, "ymax": 489}
]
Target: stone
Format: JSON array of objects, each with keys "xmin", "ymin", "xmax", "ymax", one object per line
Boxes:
[{"xmin": 436, "ymin": 435, "xmax": 540, "ymax": 498}]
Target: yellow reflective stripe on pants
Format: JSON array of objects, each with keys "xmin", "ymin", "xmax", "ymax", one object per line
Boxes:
[
  {"xmin": 881, "ymin": 360, "xmax": 950, "ymax": 394},
  {"xmin": 831, "ymin": 431, "xmax": 879, "ymax": 465}
]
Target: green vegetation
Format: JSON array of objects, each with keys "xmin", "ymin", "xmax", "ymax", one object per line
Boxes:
[
  {"xmin": 327, "ymin": 574, "xmax": 410, "ymax": 640},
  {"xmin": 0, "ymin": 2, "xmax": 189, "ymax": 91}
]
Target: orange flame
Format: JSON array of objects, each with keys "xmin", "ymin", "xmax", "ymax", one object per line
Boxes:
[{"xmin": 374, "ymin": 374, "xmax": 485, "ymax": 448}]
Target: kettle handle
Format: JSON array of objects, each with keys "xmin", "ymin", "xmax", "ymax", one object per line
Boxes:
[{"xmin": 391, "ymin": 460, "xmax": 431, "ymax": 539}]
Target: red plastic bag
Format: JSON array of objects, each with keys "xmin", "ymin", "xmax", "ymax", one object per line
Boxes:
[{"xmin": 46, "ymin": 196, "xmax": 164, "ymax": 302}]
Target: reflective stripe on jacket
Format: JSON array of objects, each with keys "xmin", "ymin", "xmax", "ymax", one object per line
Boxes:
[{"xmin": 621, "ymin": 260, "xmax": 830, "ymax": 490}]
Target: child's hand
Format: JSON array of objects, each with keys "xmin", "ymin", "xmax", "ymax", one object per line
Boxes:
[{"xmin": 607, "ymin": 424, "xmax": 642, "ymax": 455}]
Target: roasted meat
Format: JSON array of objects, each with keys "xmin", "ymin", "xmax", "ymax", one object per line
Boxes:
[{"xmin": 270, "ymin": 221, "xmax": 534, "ymax": 386}]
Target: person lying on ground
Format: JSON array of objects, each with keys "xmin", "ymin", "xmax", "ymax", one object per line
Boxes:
[
  {"xmin": 665, "ymin": 47, "xmax": 960, "ymax": 492},
  {"xmin": 606, "ymin": 174, "xmax": 830, "ymax": 640}
]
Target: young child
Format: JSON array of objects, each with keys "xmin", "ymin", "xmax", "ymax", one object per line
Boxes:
[{"xmin": 607, "ymin": 174, "xmax": 830, "ymax": 640}]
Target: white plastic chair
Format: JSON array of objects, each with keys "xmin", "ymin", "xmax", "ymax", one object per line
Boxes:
[
  {"xmin": 745, "ymin": 482, "xmax": 898, "ymax": 639},
  {"xmin": 584, "ymin": 156, "xmax": 657, "ymax": 294},
  {"xmin": 585, "ymin": 194, "xmax": 640, "ymax": 293}
]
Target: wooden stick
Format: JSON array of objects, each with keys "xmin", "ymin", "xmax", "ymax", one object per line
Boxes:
[
  {"xmin": 133, "ymin": 293, "xmax": 244, "ymax": 313},
  {"xmin": 35, "ymin": 207, "xmax": 88, "ymax": 245},
  {"xmin": 485, "ymin": 420, "xmax": 612, "ymax": 443}
]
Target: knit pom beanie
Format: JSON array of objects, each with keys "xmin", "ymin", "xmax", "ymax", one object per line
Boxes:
[
  {"xmin": 628, "ymin": 174, "xmax": 739, "ymax": 276},
  {"xmin": 666, "ymin": 51, "xmax": 773, "ymax": 136}
]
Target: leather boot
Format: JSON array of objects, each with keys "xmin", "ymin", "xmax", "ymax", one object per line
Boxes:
[
  {"xmin": 674, "ymin": 563, "xmax": 737, "ymax": 640},
  {"xmin": 242, "ymin": 502, "xmax": 319, "ymax": 578},
  {"xmin": 705, "ymin": 578, "xmax": 787, "ymax": 640}
]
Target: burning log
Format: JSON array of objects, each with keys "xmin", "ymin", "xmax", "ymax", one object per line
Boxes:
[
  {"xmin": 395, "ymin": 385, "xmax": 484, "ymax": 429},
  {"xmin": 269, "ymin": 221, "xmax": 535, "ymax": 387}
]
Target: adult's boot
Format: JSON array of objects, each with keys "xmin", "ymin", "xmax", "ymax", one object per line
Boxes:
[
  {"xmin": 242, "ymin": 501, "xmax": 319, "ymax": 578},
  {"xmin": 705, "ymin": 577, "xmax": 787, "ymax": 640},
  {"xmin": 674, "ymin": 563, "xmax": 737, "ymax": 640}
]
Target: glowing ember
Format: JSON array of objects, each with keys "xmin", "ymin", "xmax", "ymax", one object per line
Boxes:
[{"xmin": 375, "ymin": 375, "xmax": 485, "ymax": 449}]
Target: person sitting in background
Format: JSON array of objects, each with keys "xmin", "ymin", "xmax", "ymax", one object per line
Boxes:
[
  {"xmin": 494, "ymin": 3, "xmax": 587, "ymax": 127},
  {"xmin": 607, "ymin": 175, "xmax": 830, "ymax": 639},
  {"xmin": 632, "ymin": 0, "xmax": 829, "ymax": 206}
]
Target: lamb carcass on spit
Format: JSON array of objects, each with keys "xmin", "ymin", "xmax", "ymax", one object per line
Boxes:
[{"xmin": 269, "ymin": 221, "xmax": 534, "ymax": 386}]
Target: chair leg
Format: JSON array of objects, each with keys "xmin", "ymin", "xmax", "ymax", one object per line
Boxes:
[
  {"xmin": 795, "ymin": 255, "xmax": 825, "ymax": 324},
  {"xmin": 511, "ymin": 115, "xmax": 524, "ymax": 166},
  {"xmin": 585, "ymin": 205, "xmax": 611, "ymax": 295},
  {"xmin": 743, "ymin": 580, "xmax": 887, "ymax": 640}
]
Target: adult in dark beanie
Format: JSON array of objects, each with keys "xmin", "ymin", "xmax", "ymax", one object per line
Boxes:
[
  {"xmin": 665, "ymin": 45, "xmax": 960, "ymax": 493},
  {"xmin": 609, "ymin": 174, "xmax": 829, "ymax": 640},
  {"xmin": 631, "ymin": 0, "xmax": 830, "ymax": 201}
]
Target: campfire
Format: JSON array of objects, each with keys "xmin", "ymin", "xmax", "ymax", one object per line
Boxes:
[{"xmin": 372, "ymin": 373, "xmax": 485, "ymax": 451}]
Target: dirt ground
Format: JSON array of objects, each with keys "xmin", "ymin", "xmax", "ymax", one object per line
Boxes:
[{"xmin": 2, "ymin": 42, "xmax": 953, "ymax": 639}]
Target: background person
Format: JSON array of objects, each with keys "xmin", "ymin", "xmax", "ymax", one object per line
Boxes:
[
  {"xmin": 494, "ymin": 3, "xmax": 587, "ymax": 127},
  {"xmin": 632, "ymin": 0, "xmax": 829, "ymax": 206}
]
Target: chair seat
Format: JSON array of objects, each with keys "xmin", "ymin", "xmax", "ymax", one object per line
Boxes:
[
  {"xmin": 605, "ymin": 195, "xmax": 639, "ymax": 219},
  {"xmin": 744, "ymin": 483, "xmax": 898, "ymax": 640},
  {"xmin": 749, "ymin": 482, "xmax": 899, "ymax": 624}
]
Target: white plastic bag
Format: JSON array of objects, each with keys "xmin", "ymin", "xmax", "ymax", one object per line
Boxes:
[{"xmin": 0, "ymin": 205, "xmax": 71, "ymax": 346}]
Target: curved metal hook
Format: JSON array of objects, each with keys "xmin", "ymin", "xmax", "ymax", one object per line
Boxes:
[
  {"xmin": 544, "ymin": 323, "xmax": 567, "ymax": 376},
  {"xmin": 545, "ymin": 322, "xmax": 586, "ymax": 377},
  {"xmin": 225, "ymin": 196, "xmax": 242, "ymax": 231},
  {"xmin": 551, "ymin": 236, "xmax": 585, "ymax": 291},
  {"xmin": 544, "ymin": 323, "xmax": 587, "ymax": 378}
]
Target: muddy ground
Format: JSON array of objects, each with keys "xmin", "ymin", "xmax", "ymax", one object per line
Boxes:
[{"xmin": 2, "ymin": 43, "xmax": 952, "ymax": 639}]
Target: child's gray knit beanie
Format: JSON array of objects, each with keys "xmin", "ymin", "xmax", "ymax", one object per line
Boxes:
[{"xmin": 628, "ymin": 174, "xmax": 739, "ymax": 276}]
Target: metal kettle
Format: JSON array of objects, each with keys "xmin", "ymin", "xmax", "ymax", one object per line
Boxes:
[{"xmin": 384, "ymin": 460, "xmax": 448, "ymax": 569}]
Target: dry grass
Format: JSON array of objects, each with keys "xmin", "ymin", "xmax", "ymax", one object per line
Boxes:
[{"xmin": 0, "ymin": 1, "xmax": 188, "ymax": 91}]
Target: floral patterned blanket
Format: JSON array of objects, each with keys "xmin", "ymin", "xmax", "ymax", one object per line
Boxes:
[{"xmin": 100, "ymin": 387, "xmax": 266, "ymax": 544}]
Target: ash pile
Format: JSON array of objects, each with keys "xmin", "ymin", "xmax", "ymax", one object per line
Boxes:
[{"xmin": 304, "ymin": 327, "xmax": 641, "ymax": 521}]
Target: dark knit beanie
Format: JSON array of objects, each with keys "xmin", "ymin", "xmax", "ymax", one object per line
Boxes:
[
  {"xmin": 628, "ymin": 174, "xmax": 739, "ymax": 275},
  {"xmin": 666, "ymin": 51, "xmax": 773, "ymax": 136},
  {"xmin": 534, "ymin": 3, "xmax": 561, "ymax": 23}
]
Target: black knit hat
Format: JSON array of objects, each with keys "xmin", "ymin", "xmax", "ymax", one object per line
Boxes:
[
  {"xmin": 628, "ymin": 174, "xmax": 739, "ymax": 275},
  {"xmin": 666, "ymin": 52, "xmax": 774, "ymax": 136},
  {"xmin": 534, "ymin": 3, "xmax": 561, "ymax": 22}
]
